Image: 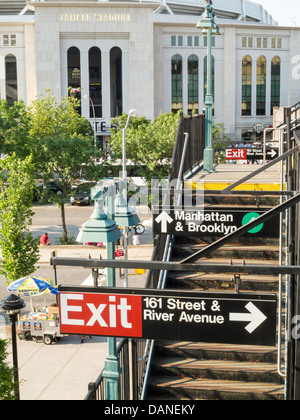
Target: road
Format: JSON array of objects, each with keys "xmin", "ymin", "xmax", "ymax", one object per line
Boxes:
[
  {"xmin": 1, "ymin": 202, "xmax": 153, "ymax": 306},
  {"xmin": 30, "ymin": 202, "xmax": 152, "ymax": 245},
  {"xmin": 0, "ymin": 202, "xmax": 154, "ymax": 400}
]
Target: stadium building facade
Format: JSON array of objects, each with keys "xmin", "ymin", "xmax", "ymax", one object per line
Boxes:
[{"xmin": 1, "ymin": 0, "xmax": 300, "ymax": 146}]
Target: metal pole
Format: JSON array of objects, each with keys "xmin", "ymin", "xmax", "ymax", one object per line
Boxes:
[
  {"xmin": 84, "ymin": 95, "xmax": 97, "ymax": 162},
  {"xmin": 203, "ymin": 28, "xmax": 214, "ymax": 173},
  {"xmin": 103, "ymin": 191, "xmax": 120, "ymax": 400},
  {"xmin": 122, "ymin": 126, "xmax": 129, "ymax": 287},
  {"xmin": 9, "ymin": 314, "xmax": 20, "ymax": 400}
]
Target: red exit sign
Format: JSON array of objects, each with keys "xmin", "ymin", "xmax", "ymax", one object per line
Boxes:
[
  {"xmin": 115, "ymin": 249, "xmax": 124, "ymax": 258},
  {"xmin": 58, "ymin": 286, "xmax": 277, "ymax": 346},
  {"xmin": 226, "ymin": 149, "xmax": 247, "ymax": 160},
  {"xmin": 59, "ymin": 292, "xmax": 143, "ymax": 337}
]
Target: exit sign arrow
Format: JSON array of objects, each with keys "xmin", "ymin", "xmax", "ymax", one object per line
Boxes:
[
  {"xmin": 229, "ymin": 302, "xmax": 267, "ymax": 334},
  {"xmin": 155, "ymin": 211, "xmax": 173, "ymax": 233}
]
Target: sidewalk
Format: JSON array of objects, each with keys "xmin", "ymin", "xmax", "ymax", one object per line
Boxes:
[{"xmin": 10, "ymin": 242, "xmax": 154, "ymax": 400}]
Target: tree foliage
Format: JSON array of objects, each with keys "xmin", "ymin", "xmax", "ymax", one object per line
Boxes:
[
  {"xmin": 0, "ymin": 339, "xmax": 18, "ymax": 400},
  {"xmin": 37, "ymin": 134, "xmax": 98, "ymax": 242},
  {"xmin": 0, "ymin": 155, "xmax": 40, "ymax": 283},
  {"xmin": 0, "ymin": 100, "xmax": 31, "ymax": 159},
  {"xmin": 110, "ymin": 112, "xmax": 180, "ymax": 181},
  {"xmin": 28, "ymin": 90, "xmax": 92, "ymax": 142}
]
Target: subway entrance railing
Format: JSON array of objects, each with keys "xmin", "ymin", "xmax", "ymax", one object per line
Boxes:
[{"xmin": 51, "ymin": 108, "xmax": 300, "ymax": 400}]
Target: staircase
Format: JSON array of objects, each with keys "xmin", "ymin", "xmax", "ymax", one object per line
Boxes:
[{"xmin": 146, "ymin": 190, "xmax": 286, "ymax": 401}]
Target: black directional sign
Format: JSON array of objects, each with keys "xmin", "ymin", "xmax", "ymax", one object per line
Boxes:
[
  {"xmin": 59, "ymin": 286, "xmax": 277, "ymax": 347},
  {"xmin": 153, "ymin": 207, "xmax": 279, "ymax": 238},
  {"xmin": 246, "ymin": 148, "xmax": 279, "ymax": 162},
  {"xmin": 225, "ymin": 148, "xmax": 279, "ymax": 162}
]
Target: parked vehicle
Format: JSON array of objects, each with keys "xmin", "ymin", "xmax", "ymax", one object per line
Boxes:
[
  {"xmin": 70, "ymin": 182, "xmax": 95, "ymax": 206},
  {"xmin": 33, "ymin": 181, "xmax": 63, "ymax": 201}
]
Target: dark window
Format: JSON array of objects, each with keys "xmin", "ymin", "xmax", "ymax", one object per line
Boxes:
[
  {"xmin": 89, "ymin": 47, "xmax": 102, "ymax": 118},
  {"xmin": 5, "ymin": 54, "xmax": 18, "ymax": 106}
]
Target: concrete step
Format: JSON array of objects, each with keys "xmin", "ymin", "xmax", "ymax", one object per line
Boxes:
[
  {"xmin": 172, "ymin": 244, "xmax": 280, "ymax": 260},
  {"xmin": 166, "ymin": 272, "xmax": 280, "ymax": 292},
  {"xmin": 147, "ymin": 376, "xmax": 285, "ymax": 400},
  {"xmin": 151, "ymin": 357, "xmax": 283, "ymax": 384},
  {"xmin": 154, "ymin": 341, "xmax": 279, "ymax": 364}
]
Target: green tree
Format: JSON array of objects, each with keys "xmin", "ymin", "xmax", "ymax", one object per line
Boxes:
[
  {"xmin": 37, "ymin": 135, "xmax": 99, "ymax": 242},
  {"xmin": 26, "ymin": 90, "xmax": 108, "ymax": 243},
  {"xmin": 212, "ymin": 121, "xmax": 231, "ymax": 163},
  {"xmin": 0, "ymin": 100, "xmax": 31, "ymax": 159},
  {"xmin": 28, "ymin": 90, "xmax": 91, "ymax": 142},
  {"xmin": 110, "ymin": 111, "xmax": 180, "ymax": 181},
  {"xmin": 0, "ymin": 339, "xmax": 18, "ymax": 400},
  {"xmin": 0, "ymin": 155, "xmax": 40, "ymax": 284}
]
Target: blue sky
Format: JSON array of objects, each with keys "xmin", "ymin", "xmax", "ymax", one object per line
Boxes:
[{"xmin": 256, "ymin": 0, "xmax": 300, "ymax": 26}]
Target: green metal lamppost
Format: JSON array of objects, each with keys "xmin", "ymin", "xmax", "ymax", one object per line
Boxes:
[
  {"xmin": 77, "ymin": 183, "xmax": 139, "ymax": 399},
  {"xmin": 197, "ymin": 0, "xmax": 220, "ymax": 172},
  {"xmin": 0, "ymin": 294, "xmax": 26, "ymax": 400},
  {"xmin": 77, "ymin": 186, "xmax": 122, "ymax": 400}
]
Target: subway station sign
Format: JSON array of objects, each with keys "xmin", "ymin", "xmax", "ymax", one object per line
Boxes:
[
  {"xmin": 59, "ymin": 287, "xmax": 277, "ymax": 346},
  {"xmin": 153, "ymin": 207, "xmax": 279, "ymax": 238},
  {"xmin": 226, "ymin": 148, "xmax": 279, "ymax": 161}
]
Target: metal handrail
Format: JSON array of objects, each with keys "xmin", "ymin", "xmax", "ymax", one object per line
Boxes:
[
  {"xmin": 179, "ymin": 191, "xmax": 300, "ymax": 264},
  {"xmin": 222, "ymin": 145, "xmax": 300, "ymax": 193}
]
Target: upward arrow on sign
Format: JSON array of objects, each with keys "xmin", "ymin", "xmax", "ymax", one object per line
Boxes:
[{"xmin": 155, "ymin": 211, "xmax": 173, "ymax": 233}]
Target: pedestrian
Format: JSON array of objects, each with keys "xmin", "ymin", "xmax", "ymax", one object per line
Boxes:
[
  {"xmin": 81, "ymin": 335, "xmax": 92, "ymax": 343},
  {"xmin": 40, "ymin": 233, "xmax": 51, "ymax": 246}
]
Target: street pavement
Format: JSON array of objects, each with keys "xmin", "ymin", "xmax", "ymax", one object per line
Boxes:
[{"xmin": 0, "ymin": 203, "xmax": 154, "ymax": 400}]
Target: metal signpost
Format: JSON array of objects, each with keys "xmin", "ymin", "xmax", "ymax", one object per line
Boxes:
[{"xmin": 59, "ymin": 286, "xmax": 277, "ymax": 347}]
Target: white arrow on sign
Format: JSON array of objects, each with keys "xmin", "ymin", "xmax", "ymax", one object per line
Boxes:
[
  {"xmin": 229, "ymin": 302, "xmax": 267, "ymax": 334},
  {"xmin": 155, "ymin": 211, "xmax": 173, "ymax": 233},
  {"xmin": 267, "ymin": 149, "xmax": 277, "ymax": 159}
]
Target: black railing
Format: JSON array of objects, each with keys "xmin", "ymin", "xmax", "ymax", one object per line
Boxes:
[
  {"xmin": 84, "ymin": 113, "xmax": 206, "ymax": 401},
  {"xmin": 79, "ymin": 104, "xmax": 300, "ymax": 400}
]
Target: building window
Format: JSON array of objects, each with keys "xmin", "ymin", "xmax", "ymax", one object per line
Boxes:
[
  {"xmin": 3, "ymin": 34, "xmax": 16, "ymax": 46},
  {"xmin": 263, "ymin": 38, "xmax": 268, "ymax": 48},
  {"xmin": 5, "ymin": 54, "xmax": 18, "ymax": 106},
  {"xmin": 10, "ymin": 35, "xmax": 16, "ymax": 46},
  {"xmin": 3, "ymin": 35, "xmax": 9, "ymax": 46},
  {"xmin": 178, "ymin": 36, "xmax": 183, "ymax": 47},
  {"xmin": 194, "ymin": 36, "xmax": 199, "ymax": 47},
  {"xmin": 256, "ymin": 55, "xmax": 266, "ymax": 115},
  {"xmin": 242, "ymin": 37, "xmax": 247, "ymax": 47},
  {"xmin": 187, "ymin": 36, "xmax": 192, "ymax": 47},
  {"xmin": 271, "ymin": 56, "xmax": 281, "ymax": 115},
  {"xmin": 248, "ymin": 37, "xmax": 253, "ymax": 48},
  {"xmin": 242, "ymin": 55, "xmax": 252, "ymax": 116},
  {"xmin": 257, "ymin": 38, "xmax": 261, "ymax": 48},
  {"xmin": 271, "ymin": 38, "xmax": 276, "ymax": 48},
  {"xmin": 89, "ymin": 47, "xmax": 102, "ymax": 118},
  {"xmin": 67, "ymin": 46, "xmax": 81, "ymax": 115},
  {"xmin": 171, "ymin": 54, "xmax": 182, "ymax": 112},
  {"xmin": 110, "ymin": 47, "xmax": 123, "ymax": 118},
  {"xmin": 188, "ymin": 55, "xmax": 199, "ymax": 114},
  {"xmin": 277, "ymin": 38, "xmax": 282, "ymax": 49},
  {"xmin": 171, "ymin": 35, "xmax": 176, "ymax": 46}
]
